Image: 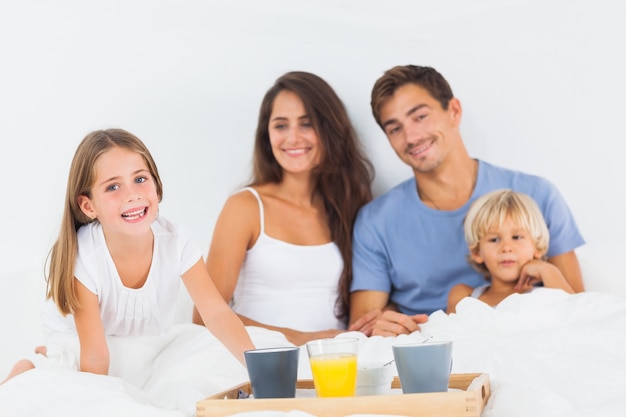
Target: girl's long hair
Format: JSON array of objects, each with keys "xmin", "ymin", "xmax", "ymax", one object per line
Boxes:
[
  {"xmin": 46, "ymin": 129, "xmax": 163, "ymax": 315},
  {"xmin": 252, "ymin": 71, "xmax": 374, "ymax": 322}
]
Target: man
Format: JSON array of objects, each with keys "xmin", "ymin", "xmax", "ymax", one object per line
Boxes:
[{"xmin": 348, "ymin": 65, "xmax": 585, "ymax": 336}]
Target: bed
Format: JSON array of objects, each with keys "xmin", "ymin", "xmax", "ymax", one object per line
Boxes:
[{"xmin": 2, "ymin": 288, "xmax": 625, "ymax": 417}]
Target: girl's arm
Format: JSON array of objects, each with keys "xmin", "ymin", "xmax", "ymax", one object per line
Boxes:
[
  {"xmin": 183, "ymin": 258, "xmax": 255, "ymax": 365},
  {"xmin": 193, "ymin": 192, "xmax": 257, "ymax": 325},
  {"xmin": 516, "ymin": 259, "xmax": 575, "ymax": 294},
  {"xmin": 73, "ymin": 279, "xmax": 109, "ymax": 375},
  {"xmin": 234, "ymin": 314, "xmax": 342, "ymax": 346}
]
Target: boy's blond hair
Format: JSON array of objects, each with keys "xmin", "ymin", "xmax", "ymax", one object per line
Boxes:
[{"xmin": 464, "ymin": 189, "xmax": 549, "ymax": 278}]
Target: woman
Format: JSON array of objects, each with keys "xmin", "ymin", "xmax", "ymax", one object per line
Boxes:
[{"xmin": 193, "ymin": 71, "xmax": 374, "ymax": 345}]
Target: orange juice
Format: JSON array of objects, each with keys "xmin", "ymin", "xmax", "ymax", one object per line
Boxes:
[{"xmin": 309, "ymin": 353, "xmax": 357, "ymax": 397}]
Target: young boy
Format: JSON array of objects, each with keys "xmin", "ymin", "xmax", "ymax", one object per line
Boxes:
[{"xmin": 447, "ymin": 189, "xmax": 575, "ymax": 313}]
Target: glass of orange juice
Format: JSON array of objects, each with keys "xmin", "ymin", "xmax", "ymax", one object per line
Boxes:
[{"xmin": 306, "ymin": 338, "xmax": 358, "ymax": 397}]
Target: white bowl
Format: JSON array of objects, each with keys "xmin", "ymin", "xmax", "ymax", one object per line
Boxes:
[{"xmin": 356, "ymin": 364, "xmax": 395, "ymax": 396}]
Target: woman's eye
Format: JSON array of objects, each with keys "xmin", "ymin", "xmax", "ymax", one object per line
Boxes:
[{"xmin": 273, "ymin": 123, "xmax": 287, "ymax": 130}]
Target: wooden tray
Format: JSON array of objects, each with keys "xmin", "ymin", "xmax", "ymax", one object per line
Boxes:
[{"xmin": 197, "ymin": 373, "xmax": 490, "ymax": 417}]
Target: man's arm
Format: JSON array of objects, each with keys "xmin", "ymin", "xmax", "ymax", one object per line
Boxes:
[
  {"xmin": 547, "ymin": 250, "xmax": 584, "ymax": 292},
  {"xmin": 348, "ymin": 290, "xmax": 389, "ymax": 335}
]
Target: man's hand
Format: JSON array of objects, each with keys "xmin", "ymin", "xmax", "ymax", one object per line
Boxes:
[
  {"xmin": 348, "ymin": 309, "xmax": 382, "ymax": 336},
  {"xmin": 370, "ymin": 311, "xmax": 428, "ymax": 336}
]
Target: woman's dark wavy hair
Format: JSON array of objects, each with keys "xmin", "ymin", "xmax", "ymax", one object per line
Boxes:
[{"xmin": 251, "ymin": 71, "xmax": 374, "ymax": 322}]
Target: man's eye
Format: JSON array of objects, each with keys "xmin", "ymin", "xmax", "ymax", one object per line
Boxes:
[{"xmin": 387, "ymin": 126, "xmax": 400, "ymax": 135}]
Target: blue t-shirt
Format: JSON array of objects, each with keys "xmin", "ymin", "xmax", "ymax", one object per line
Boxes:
[{"xmin": 350, "ymin": 160, "xmax": 585, "ymax": 315}]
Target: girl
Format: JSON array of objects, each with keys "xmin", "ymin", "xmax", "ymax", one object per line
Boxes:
[
  {"xmin": 3, "ymin": 128, "xmax": 254, "ymax": 383},
  {"xmin": 193, "ymin": 72, "xmax": 374, "ymax": 345},
  {"xmin": 447, "ymin": 189, "xmax": 575, "ymax": 313}
]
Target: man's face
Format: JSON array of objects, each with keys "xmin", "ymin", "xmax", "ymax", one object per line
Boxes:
[{"xmin": 378, "ymin": 83, "xmax": 461, "ymax": 174}]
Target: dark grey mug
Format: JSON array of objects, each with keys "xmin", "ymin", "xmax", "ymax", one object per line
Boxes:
[
  {"xmin": 392, "ymin": 341, "xmax": 453, "ymax": 393},
  {"xmin": 244, "ymin": 346, "xmax": 300, "ymax": 398}
]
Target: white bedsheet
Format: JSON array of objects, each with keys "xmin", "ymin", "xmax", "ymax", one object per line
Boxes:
[{"xmin": 1, "ymin": 289, "xmax": 625, "ymax": 417}]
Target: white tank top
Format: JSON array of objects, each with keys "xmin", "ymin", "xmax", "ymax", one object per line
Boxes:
[
  {"xmin": 471, "ymin": 284, "xmax": 490, "ymax": 298},
  {"xmin": 231, "ymin": 187, "xmax": 345, "ymax": 332}
]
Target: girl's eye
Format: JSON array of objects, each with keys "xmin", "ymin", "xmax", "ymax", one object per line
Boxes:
[
  {"xmin": 135, "ymin": 176, "xmax": 147, "ymax": 184},
  {"xmin": 106, "ymin": 184, "xmax": 119, "ymax": 192}
]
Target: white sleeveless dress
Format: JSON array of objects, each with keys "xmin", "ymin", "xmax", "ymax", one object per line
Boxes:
[{"xmin": 231, "ymin": 187, "xmax": 345, "ymax": 331}]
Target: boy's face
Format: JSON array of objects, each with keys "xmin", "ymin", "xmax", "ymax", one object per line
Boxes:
[{"xmin": 471, "ymin": 215, "xmax": 543, "ymax": 283}]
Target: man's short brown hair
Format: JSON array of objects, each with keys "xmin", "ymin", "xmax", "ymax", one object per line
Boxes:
[{"xmin": 370, "ymin": 65, "xmax": 454, "ymax": 128}]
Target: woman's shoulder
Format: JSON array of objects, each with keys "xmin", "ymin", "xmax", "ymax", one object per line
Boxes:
[
  {"xmin": 224, "ymin": 186, "xmax": 263, "ymax": 213},
  {"xmin": 213, "ymin": 187, "xmax": 264, "ymax": 234}
]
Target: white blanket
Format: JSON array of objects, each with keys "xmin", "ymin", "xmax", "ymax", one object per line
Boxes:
[{"xmin": 2, "ymin": 289, "xmax": 625, "ymax": 417}]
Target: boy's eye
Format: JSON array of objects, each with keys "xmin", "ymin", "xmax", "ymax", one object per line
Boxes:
[{"xmin": 487, "ymin": 237, "xmax": 499, "ymax": 243}]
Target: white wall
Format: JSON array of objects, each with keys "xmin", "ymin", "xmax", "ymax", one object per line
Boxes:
[{"xmin": 1, "ymin": 0, "xmax": 624, "ymax": 376}]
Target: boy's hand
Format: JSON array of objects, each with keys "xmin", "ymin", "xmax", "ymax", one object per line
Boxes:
[{"xmin": 516, "ymin": 259, "xmax": 548, "ymax": 292}]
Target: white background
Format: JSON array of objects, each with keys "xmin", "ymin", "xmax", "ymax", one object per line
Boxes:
[{"xmin": 1, "ymin": 0, "xmax": 625, "ymax": 376}]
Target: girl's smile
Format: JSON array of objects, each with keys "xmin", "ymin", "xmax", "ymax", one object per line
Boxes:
[{"xmin": 121, "ymin": 206, "xmax": 149, "ymax": 222}]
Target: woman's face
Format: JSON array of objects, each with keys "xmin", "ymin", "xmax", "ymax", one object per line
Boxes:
[{"xmin": 268, "ymin": 90, "xmax": 321, "ymax": 175}]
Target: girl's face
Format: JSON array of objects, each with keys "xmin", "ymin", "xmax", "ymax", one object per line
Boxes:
[
  {"xmin": 471, "ymin": 215, "xmax": 543, "ymax": 283},
  {"xmin": 268, "ymin": 90, "xmax": 321, "ymax": 175},
  {"xmin": 78, "ymin": 146, "xmax": 159, "ymax": 238}
]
